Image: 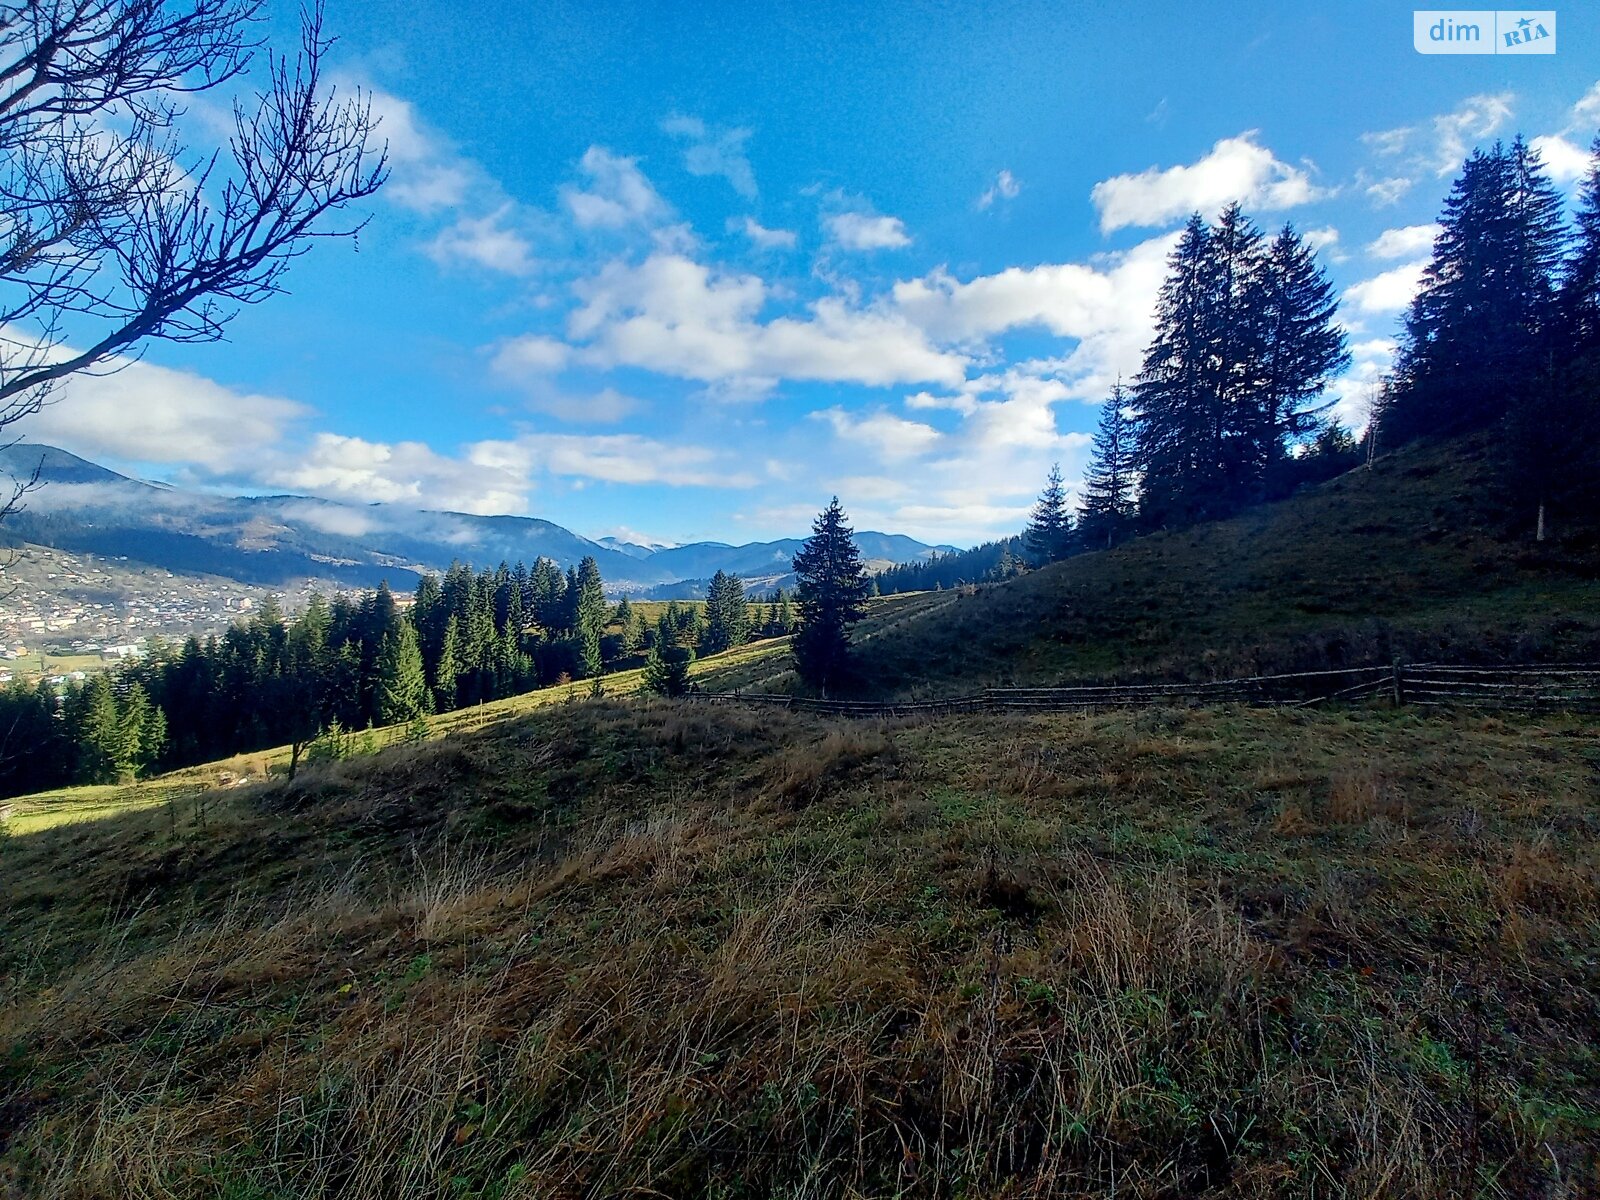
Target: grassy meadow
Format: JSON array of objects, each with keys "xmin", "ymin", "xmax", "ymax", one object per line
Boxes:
[{"xmin": 1, "ymin": 697, "xmax": 1596, "ymax": 1197}]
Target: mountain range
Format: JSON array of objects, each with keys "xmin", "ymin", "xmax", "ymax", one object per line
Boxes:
[{"xmin": 0, "ymin": 444, "xmax": 956, "ymax": 596}]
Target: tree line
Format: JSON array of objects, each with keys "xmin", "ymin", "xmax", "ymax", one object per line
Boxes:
[
  {"xmin": 0, "ymin": 557, "xmax": 801, "ymax": 798},
  {"xmin": 1016, "ymin": 131, "xmax": 1600, "ymax": 569}
]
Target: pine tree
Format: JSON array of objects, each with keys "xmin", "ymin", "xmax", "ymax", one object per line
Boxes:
[
  {"xmin": 621, "ymin": 608, "xmax": 647, "ymax": 655},
  {"xmin": 1388, "ymin": 137, "xmax": 1568, "ymax": 440},
  {"xmin": 1562, "ymin": 134, "xmax": 1600, "ymax": 353},
  {"xmin": 1078, "ymin": 383, "xmax": 1137, "ymax": 550},
  {"xmin": 641, "ymin": 622, "xmax": 694, "ymax": 697},
  {"xmin": 1025, "ymin": 463, "xmax": 1073, "ymax": 563},
  {"xmin": 434, "ymin": 614, "xmax": 461, "ymax": 712},
  {"xmin": 703, "ymin": 570, "xmax": 749, "ymax": 654},
  {"xmin": 791, "ymin": 498, "xmax": 869, "ymax": 692},
  {"xmin": 376, "ymin": 622, "xmax": 431, "ymax": 725},
  {"xmin": 1258, "ymin": 223, "xmax": 1350, "ymax": 456},
  {"xmin": 1134, "ymin": 213, "xmax": 1219, "ymax": 527}
]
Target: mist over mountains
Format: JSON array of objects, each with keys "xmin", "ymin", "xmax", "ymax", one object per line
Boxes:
[{"xmin": 0, "ymin": 444, "xmax": 956, "ymax": 596}]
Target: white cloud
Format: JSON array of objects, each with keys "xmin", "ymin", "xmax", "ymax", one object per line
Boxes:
[
  {"xmin": 731, "ymin": 215, "xmax": 797, "ymax": 249},
  {"xmin": 1344, "ymin": 260, "xmax": 1428, "ymax": 314},
  {"xmin": 1531, "ymin": 134, "xmax": 1592, "ymax": 185},
  {"xmin": 1303, "ymin": 226, "xmax": 1340, "ymax": 253},
  {"xmin": 662, "ymin": 115, "xmax": 757, "ymax": 199},
  {"xmin": 1364, "ymin": 92, "xmax": 1514, "ymax": 179},
  {"xmin": 1089, "ymin": 133, "xmax": 1326, "ymax": 233},
  {"xmin": 19, "ymin": 354, "xmax": 307, "ymax": 472},
  {"xmin": 1326, "ymin": 338, "xmax": 1399, "ymax": 433},
  {"xmin": 1366, "ymin": 224, "xmax": 1440, "ymax": 259},
  {"xmin": 267, "ymin": 433, "xmax": 532, "ymax": 514},
  {"xmin": 977, "ymin": 169, "xmax": 1020, "ymax": 210},
  {"xmin": 425, "ymin": 205, "xmax": 537, "ymax": 274},
  {"xmin": 566, "ymin": 252, "xmax": 967, "ymax": 388},
  {"xmin": 891, "ymin": 232, "xmax": 1178, "ymax": 399},
  {"xmin": 561, "ymin": 146, "xmax": 669, "ymax": 230},
  {"xmin": 814, "ymin": 407, "xmax": 942, "ymax": 462},
  {"xmin": 1364, "ymin": 175, "xmax": 1412, "ymax": 207},
  {"xmin": 471, "ymin": 432, "xmax": 752, "ymax": 488},
  {"xmin": 491, "ymin": 334, "xmax": 571, "ymax": 376},
  {"xmin": 824, "ymin": 211, "xmax": 912, "ymax": 250},
  {"xmin": 362, "ymin": 86, "xmax": 473, "ymax": 214}
]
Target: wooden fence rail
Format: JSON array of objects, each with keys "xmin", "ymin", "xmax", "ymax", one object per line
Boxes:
[{"xmin": 692, "ymin": 663, "xmax": 1600, "ymax": 719}]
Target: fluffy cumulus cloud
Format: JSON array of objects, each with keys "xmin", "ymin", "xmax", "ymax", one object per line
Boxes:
[
  {"xmin": 890, "ymin": 232, "xmax": 1178, "ymax": 398},
  {"xmin": 265, "ymin": 433, "xmax": 533, "ymax": 514},
  {"xmin": 824, "ymin": 211, "xmax": 912, "ymax": 250},
  {"xmin": 1090, "ymin": 133, "xmax": 1325, "ymax": 233},
  {"xmin": 425, "ymin": 205, "xmax": 537, "ymax": 274},
  {"xmin": 491, "ymin": 334, "xmax": 571, "ymax": 375},
  {"xmin": 361, "ymin": 85, "xmax": 473, "ymax": 213},
  {"xmin": 731, "ymin": 215, "xmax": 797, "ymax": 249},
  {"xmin": 470, "ymin": 432, "xmax": 753, "ymax": 488},
  {"xmin": 662, "ymin": 115, "xmax": 758, "ymax": 199},
  {"xmin": 1530, "ymin": 81, "xmax": 1600, "ymax": 185},
  {"xmin": 264, "ymin": 428, "xmax": 749, "ymax": 515},
  {"xmin": 1344, "ymin": 260, "xmax": 1428, "ymax": 315},
  {"xmin": 804, "ymin": 366, "xmax": 1096, "ymax": 542},
  {"xmin": 813, "ymin": 407, "xmax": 941, "ymax": 462},
  {"xmin": 565, "ymin": 252, "xmax": 967, "ymax": 388},
  {"xmin": 1366, "ymin": 224, "xmax": 1440, "ymax": 259},
  {"xmin": 1326, "ymin": 337, "xmax": 1399, "ymax": 432},
  {"xmin": 19, "ymin": 354, "xmax": 307, "ymax": 472},
  {"xmin": 561, "ymin": 146, "xmax": 670, "ymax": 230}
]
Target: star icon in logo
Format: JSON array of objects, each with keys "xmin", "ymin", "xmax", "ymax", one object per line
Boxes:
[{"xmin": 1516, "ymin": 16, "xmax": 1533, "ymax": 29}]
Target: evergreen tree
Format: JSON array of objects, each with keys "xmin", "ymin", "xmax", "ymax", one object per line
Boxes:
[
  {"xmin": 1078, "ymin": 383, "xmax": 1137, "ymax": 549},
  {"xmin": 1134, "ymin": 213, "xmax": 1220, "ymax": 527},
  {"xmin": 621, "ymin": 609, "xmax": 648, "ymax": 655},
  {"xmin": 67, "ymin": 675, "xmax": 130, "ymax": 784},
  {"xmin": 1388, "ymin": 137, "xmax": 1568, "ymax": 440},
  {"xmin": 641, "ymin": 622, "xmax": 694, "ymax": 697},
  {"xmin": 1562, "ymin": 134, "xmax": 1600, "ymax": 353},
  {"xmin": 1025, "ymin": 463, "xmax": 1073, "ymax": 563},
  {"xmin": 1258, "ymin": 223, "xmax": 1350, "ymax": 456},
  {"xmin": 376, "ymin": 622, "xmax": 431, "ymax": 725},
  {"xmin": 703, "ymin": 570, "xmax": 749, "ymax": 654},
  {"xmin": 434, "ymin": 614, "xmax": 461, "ymax": 712},
  {"xmin": 791, "ymin": 498, "xmax": 870, "ymax": 692}
]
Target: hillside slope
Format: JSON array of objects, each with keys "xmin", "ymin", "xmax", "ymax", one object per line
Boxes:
[
  {"xmin": 846, "ymin": 439, "xmax": 1600, "ymax": 699},
  {"xmin": 1, "ymin": 699, "xmax": 1596, "ymax": 1197}
]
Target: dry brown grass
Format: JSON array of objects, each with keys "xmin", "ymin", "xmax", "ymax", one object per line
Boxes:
[{"xmin": 2, "ymin": 700, "xmax": 1597, "ymax": 1199}]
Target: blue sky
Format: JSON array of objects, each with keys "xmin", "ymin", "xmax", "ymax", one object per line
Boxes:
[{"xmin": 21, "ymin": 1, "xmax": 1600, "ymax": 547}]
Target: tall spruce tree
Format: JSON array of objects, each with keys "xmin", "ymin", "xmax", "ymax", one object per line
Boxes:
[
  {"xmin": 1134, "ymin": 214, "xmax": 1219, "ymax": 527},
  {"xmin": 1388, "ymin": 137, "xmax": 1568, "ymax": 440},
  {"xmin": 791, "ymin": 498, "xmax": 870, "ymax": 693},
  {"xmin": 703, "ymin": 570, "xmax": 749, "ymax": 654},
  {"xmin": 1078, "ymin": 383, "xmax": 1137, "ymax": 549},
  {"xmin": 1562, "ymin": 134, "xmax": 1600, "ymax": 353},
  {"xmin": 1025, "ymin": 463, "xmax": 1073, "ymax": 563},
  {"xmin": 642, "ymin": 620, "xmax": 694, "ymax": 696},
  {"xmin": 1258, "ymin": 223, "xmax": 1350, "ymax": 458},
  {"xmin": 376, "ymin": 622, "xmax": 431, "ymax": 725}
]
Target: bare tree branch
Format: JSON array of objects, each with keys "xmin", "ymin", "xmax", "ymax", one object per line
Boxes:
[{"xmin": 0, "ymin": 0, "xmax": 387, "ymax": 526}]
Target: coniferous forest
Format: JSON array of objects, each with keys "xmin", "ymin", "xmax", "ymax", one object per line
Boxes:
[
  {"xmin": 5, "ymin": 135, "xmax": 1600, "ymax": 795},
  {"xmin": 0, "ymin": 557, "xmax": 789, "ymax": 798}
]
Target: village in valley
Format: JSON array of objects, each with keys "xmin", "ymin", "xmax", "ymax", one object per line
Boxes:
[{"xmin": 0, "ymin": 544, "xmax": 317, "ymax": 685}]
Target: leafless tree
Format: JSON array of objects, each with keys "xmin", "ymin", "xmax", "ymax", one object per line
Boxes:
[{"xmin": 0, "ymin": 0, "xmax": 387, "ymax": 525}]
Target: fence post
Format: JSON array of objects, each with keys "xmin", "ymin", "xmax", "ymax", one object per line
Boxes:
[{"xmin": 1391, "ymin": 661, "xmax": 1404, "ymax": 707}]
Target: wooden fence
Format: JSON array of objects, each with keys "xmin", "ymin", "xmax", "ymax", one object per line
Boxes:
[{"xmin": 693, "ymin": 663, "xmax": 1600, "ymax": 719}]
